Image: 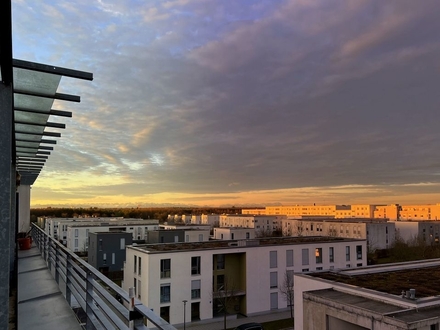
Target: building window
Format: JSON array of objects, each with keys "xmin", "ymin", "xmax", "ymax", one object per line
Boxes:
[
  {"xmin": 134, "ymin": 256, "xmax": 137, "ymax": 273},
  {"xmin": 329, "ymin": 247, "xmax": 334, "ymax": 263},
  {"xmin": 134, "ymin": 278, "xmax": 137, "ymax": 296},
  {"xmin": 160, "ymin": 284, "xmax": 171, "ymax": 303},
  {"xmin": 286, "ymin": 249, "xmax": 294, "ymax": 267},
  {"xmin": 217, "ymin": 274, "xmax": 225, "ymax": 291},
  {"xmin": 199, "ymin": 234, "xmax": 203, "ymax": 242},
  {"xmin": 302, "ymin": 248, "xmax": 309, "ymax": 266},
  {"xmin": 315, "ymin": 248, "xmax": 322, "ymax": 264},
  {"xmin": 160, "ymin": 306, "xmax": 170, "ymax": 322},
  {"xmin": 346, "ymin": 246, "xmax": 351, "ymax": 261},
  {"xmin": 316, "ymin": 267, "xmax": 323, "ymax": 271},
  {"xmin": 191, "ymin": 280, "xmax": 201, "ymax": 299},
  {"xmin": 270, "ymin": 251, "xmax": 277, "ymax": 268},
  {"xmin": 103, "ymin": 253, "xmax": 107, "ymax": 264},
  {"xmin": 120, "ymin": 238, "xmax": 125, "ymax": 250},
  {"xmin": 186, "ymin": 235, "xmax": 189, "ymax": 242},
  {"xmin": 270, "ymin": 272, "xmax": 278, "ymax": 288},
  {"xmin": 74, "ymin": 239, "xmax": 78, "ymax": 248},
  {"xmin": 191, "ymin": 256, "xmax": 201, "ymax": 275},
  {"xmin": 161, "ymin": 259, "xmax": 171, "ymax": 278},
  {"xmin": 231, "ymin": 233, "xmax": 234, "ymax": 240},
  {"xmin": 75, "ymin": 229, "xmax": 79, "ymax": 237},
  {"xmin": 246, "ymin": 232, "xmax": 250, "ymax": 239},
  {"xmin": 112, "ymin": 253, "xmax": 115, "ymax": 265},
  {"xmin": 216, "ymin": 254, "xmax": 225, "ymax": 270},
  {"xmin": 356, "ymin": 245, "xmax": 362, "ymax": 260},
  {"xmin": 138, "ymin": 257, "xmax": 142, "ymax": 275},
  {"xmin": 137, "ymin": 280, "xmax": 141, "ymax": 299}
]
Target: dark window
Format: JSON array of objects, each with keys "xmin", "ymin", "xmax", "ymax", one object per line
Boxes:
[
  {"xmin": 191, "ymin": 256, "xmax": 201, "ymax": 275},
  {"xmin": 329, "ymin": 247, "xmax": 334, "ymax": 263},
  {"xmin": 160, "ymin": 284, "xmax": 171, "ymax": 303},
  {"xmin": 216, "ymin": 254, "xmax": 225, "ymax": 270},
  {"xmin": 356, "ymin": 245, "xmax": 362, "ymax": 260},
  {"xmin": 161, "ymin": 259, "xmax": 171, "ymax": 278}
]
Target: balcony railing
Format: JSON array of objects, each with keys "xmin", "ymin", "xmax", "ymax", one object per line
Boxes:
[{"xmin": 31, "ymin": 224, "xmax": 176, "ymax": 330}]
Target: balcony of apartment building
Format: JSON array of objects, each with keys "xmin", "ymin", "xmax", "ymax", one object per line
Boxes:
[
  {"xmin": 1, "ymin": 2, "xmax": 176, "ymax": 329},
  {"xmin": 14, "ymin": 225, "xmax": 176, "ymax": 330}
]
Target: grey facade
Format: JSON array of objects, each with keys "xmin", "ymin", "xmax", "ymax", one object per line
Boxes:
[
  {"xmin": 88, "ymin": 232, "xmax": 132, "ymax": 273},
  {"xmin": 145, "ymin": 230, "xmax": 184, "ymax": 244}
]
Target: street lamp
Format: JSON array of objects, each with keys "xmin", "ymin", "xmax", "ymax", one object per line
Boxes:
[{"xmin": 182, "ymin": 300, "xmax": 188, "ymax": 330}]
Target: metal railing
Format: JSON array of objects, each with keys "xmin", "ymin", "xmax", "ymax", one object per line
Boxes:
[{"xmin": 31, "ymin": 224, "xmax": 176, "ymax": 330}]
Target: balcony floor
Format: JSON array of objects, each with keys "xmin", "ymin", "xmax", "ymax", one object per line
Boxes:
[{"xmin": 18, "ymin": 244, "xmax": 82, "ymax": 330}]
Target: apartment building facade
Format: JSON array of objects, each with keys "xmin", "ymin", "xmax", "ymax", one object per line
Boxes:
[
  {"xmin": 282, "ymin": 218, "xmax": 395, "ymax": 250},
  {"xmin": 65, "ymin": 220, "xmax": 159, "ymax": 252},
  {"xmin": 123, "ymin": 237, "xmax": 367, "ymax": 326},
  {"xmin": 213, "ymin": 227, "xmax": 256, "ymax": 240},
  {"xmin": 219, "ymin": 214, "xmax": 285, "ymax": 234}
]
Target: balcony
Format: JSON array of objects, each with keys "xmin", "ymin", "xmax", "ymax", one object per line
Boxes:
[{"xmin": 16, "ymin": 225, "xmax": 176, "ymax": 330}]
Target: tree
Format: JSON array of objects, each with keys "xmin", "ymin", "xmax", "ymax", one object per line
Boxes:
[
  {"xmin": 279, "ymin": 270, "xmax": 295, "ymax": 329},
  {"xmin": 212, "ymin": 276, "xmax": 238, "ymax": 330}
]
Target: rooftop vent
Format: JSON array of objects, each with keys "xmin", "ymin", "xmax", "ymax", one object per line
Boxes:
[{"xmin": 402, "ymin": 289, "xmax": 416, "ymax": 300}]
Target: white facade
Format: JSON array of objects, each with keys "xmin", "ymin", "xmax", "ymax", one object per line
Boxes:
[
  {"xmin": 282, "ymin": 218, "xmax": 395, "ymax": 250},
  {"xmin": 213, "ymin": 227, "xmax": 256, "ymax": 240},
  {"xmin": 294, "ymin": 260, "xmax": 440, "ymax": 330},
  {"xmin": 219, "ymin": 214, "xmax": 285, "ymax": 234},
  {"xmin": 123, "ymin": 237, "xmax": 367, "ymax": 326},
  {"xmin": 66, "ymin": 220, "xmax": 159, "ymax": 252},
  {"xmin": 184, "ymin": 229, "xmax": 210, "ymax": 242},
  {"xmin": 191, "ymin": 215, "xmax": 201, "ymax": 224},
  {"xmin": 201, "ymin": 214, "xmax": 220, "ymax": 227}
]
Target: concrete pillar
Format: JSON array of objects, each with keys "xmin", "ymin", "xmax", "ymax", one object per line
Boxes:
[
  {"xmin": 17, "ymin": 185, "xmax": 31, "ymax": 233},
  {"xmin": 0, "ymin": 78, "xmax": 13, "ymax": 329}
]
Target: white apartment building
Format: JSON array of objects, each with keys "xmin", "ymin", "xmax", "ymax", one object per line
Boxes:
[
  {"xmin": 201, "ymin": 214, "xmax": 220, "ymax": 226},
  {"xmin": 191, "ymin": 215, "xmax": 201, "ymax": 224},
  {"xmin": 241, "ymin": 209, "xmax": 266, "ymax": 215},
  {"xmin": 294, "ymin": 259, "xmax": 440, "ymax": 330},
  {"xmin": 395, "ymin": 221, "xmax": 440, "ymax": 244},
  {"xmin": 66, "ymin": 220, "xmax": 159, "ymax": 252},
  {"xmin": 213, "ymin": 227, "xmax": 256, "ymax": 240},
  {"xmin": 123, "ymin": 237, "xmax": 367, "ymax": 326},
  {"xmin": 219, "ymin": 214, "xmax": 285, "ymax": 234},
  {"xmin": 44, "ymin": 217, "xmax": 130, "ymax": 244},
  {"xmin": 282, "ymin": 218, "xmax": 395, "ymax": 251}
]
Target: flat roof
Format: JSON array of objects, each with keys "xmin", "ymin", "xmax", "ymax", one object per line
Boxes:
[
  {"xmin": 130, "ymin": 236, "xmax": 364, "ymax": 253},
  {"xmin": 306, "ymin": 289, "xmax": 440, "ymax": 324},
  {"xmin": 311, "ymin": 261, "xmax": 440, "ymax": 297}
]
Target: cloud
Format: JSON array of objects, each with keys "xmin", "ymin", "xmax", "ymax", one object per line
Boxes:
[{"xmin": 11, "ymin": 0, "xmax": 440, "ymax": 206}]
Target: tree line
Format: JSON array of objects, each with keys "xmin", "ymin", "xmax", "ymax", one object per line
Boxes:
[{"xmin": 30, "ymin": 206, "xmax": 249, "ymax": 223}]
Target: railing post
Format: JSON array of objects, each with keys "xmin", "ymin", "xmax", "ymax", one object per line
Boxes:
[
  {"xmin": 55, "ymin": 241, "xmax": 60, "ymax": 284},
  {"xmin": 86, "ymin": 271, "xmax": 95, "ymax": 330},
  {"xmin": 66, "ymin": 254, "xmax": 72, "ymax": 306}
]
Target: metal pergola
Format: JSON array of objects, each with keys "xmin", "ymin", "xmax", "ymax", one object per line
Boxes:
[{"xmin": 0, "ymin": 0, "xmax": 93, "ymax": 328}]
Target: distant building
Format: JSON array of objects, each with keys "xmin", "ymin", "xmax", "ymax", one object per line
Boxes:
[
  {"xmin": 65, "ymin": 219, "xmax": 159, "ymax": 252},
  {"xmin": 213, "ymin": 227, "xmax": 256, "ymax": 240},
  {"xmin": 294, "ymin": 259, "xmax": 440, "ymax": 330},
  {"xmin": 201, "ymin": 214, "xmax": 220, "ymax": 227},
  {"xmin": 219, "ymin": 214, "xmax": 285, "ymax": 234},
  {"xmin": 241, "ymin": 208, "xmax": 266, "ymax": 215},
  {"xmin": 88, "ymin": 231, "xmax": 132, "ymax": 273},
  {"xmin": 395, "ymin": 221, "xmax": 440, "ymax": 244},
  {"xmin": 282, "ymin": 218, "xmax": 395, "ymax": 251},
  {"xmin": 146, "ymin": 229, "xmax": 210, "ymax": 243},
  {"xmin": 123, "ymin": 236, "xmax": 367, "ymax": 326}
]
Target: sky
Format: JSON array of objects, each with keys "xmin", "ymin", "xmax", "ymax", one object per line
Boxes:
[{"xmin": 12, "ymin": 0, "xmax": 440, "ymax": 208}]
